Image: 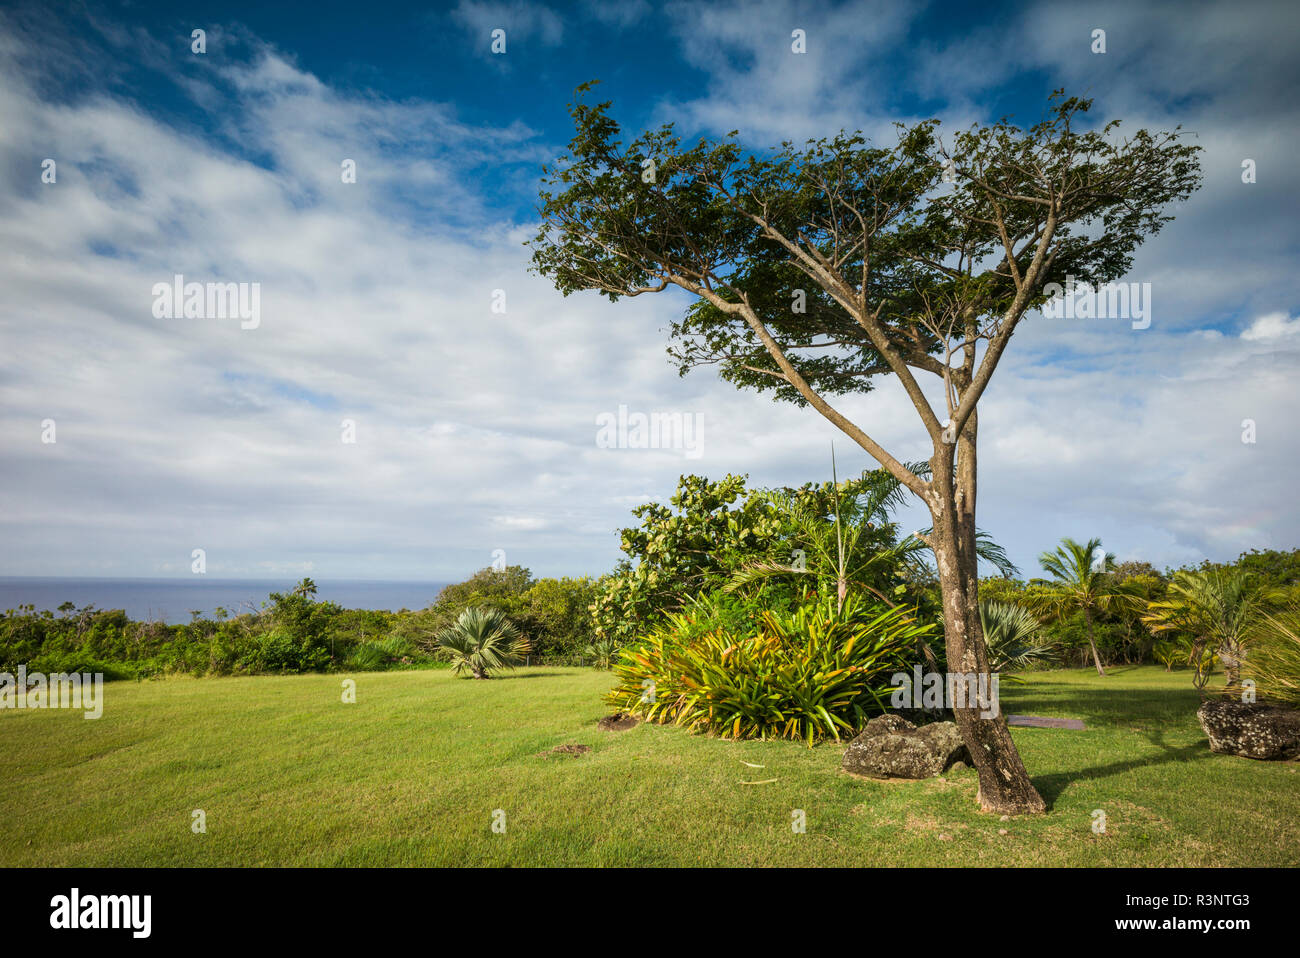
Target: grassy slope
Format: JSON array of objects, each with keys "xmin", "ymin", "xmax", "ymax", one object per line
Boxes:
[{"xmin": 1, "ymin": 665, "xmax": 1295, "ymax": 866}]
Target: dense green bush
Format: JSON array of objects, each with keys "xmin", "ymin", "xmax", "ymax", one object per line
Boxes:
[
  {"xmin": 591, "ymin": 470, "xmax": 947, "ymax": 645},
  {"xmin": 24, "ymin": 650, "xmax": 136, "ymax": 682},
  {"xmin": 606, "ymin": 593, "xmax": 932, "ymax": 745}
]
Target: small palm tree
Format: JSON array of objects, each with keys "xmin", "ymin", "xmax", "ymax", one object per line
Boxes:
[
  {"xmin": 435, "ymin": 607, "xmax": 530, "ymax": 679},
  {"xmin": 978, "ymin": 599, "xmax": 1053, "ymax": 674},
  {"xmin": 726, "ymin": 451, "xmax": 1019, "ymax": 614},
  {"xmin": 1144, "ymin": 568, "xmax": 1278, "ymax": 690},
  {"xmin": 1151, "ymin": 637, "xmax": 1188, "ymax": 672},
  {"xmin": 1032, "ymin": 537, "xmax": 1139, "ymax": 677},
  {"xmin": 583, "ymin": 636, "xmax": 622, "ymax": 670},
  {"xmin": 725, "ymin": 451, "xmax": 919, "ymax": 613},
  {"xmin": 1246, "ymin": 605, "xmax": 1300, "ymax": 707}
]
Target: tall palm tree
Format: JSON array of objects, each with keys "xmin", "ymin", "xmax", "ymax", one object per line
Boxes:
[
  {"xmin": 1032, "ymin": 537, "xmax": 1138, "ymax": 677},
  {"xmin": 435, "ymin": 607, "xmax": 530, "ymax": 679},
  {"xmin": 1143, "ymin": 568, "xmax": 1278, "ymax": 689}
]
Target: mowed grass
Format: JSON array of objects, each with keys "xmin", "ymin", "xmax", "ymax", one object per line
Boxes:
[{"xmin": 1, "ymin": 665, "xmax": 1296, "ymax": 866}]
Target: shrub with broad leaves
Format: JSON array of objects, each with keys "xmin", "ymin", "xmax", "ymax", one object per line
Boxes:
[{"xmin": 605, "ymin": 594, "xmax": 931, "ymax": 745}]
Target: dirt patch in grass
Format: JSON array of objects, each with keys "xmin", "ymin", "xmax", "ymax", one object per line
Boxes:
[
  {"xmin": 598, "ymin": 713, "xmax": 639, "ymax": 732},
  {"xmin": 539, "ymin": 744, "xmax": 592, "ymax": 758}
]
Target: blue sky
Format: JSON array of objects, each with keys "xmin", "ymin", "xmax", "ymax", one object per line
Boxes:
[{"xmin": 1, "ymin": 0, "xmax": 1298, "ymax": 582}]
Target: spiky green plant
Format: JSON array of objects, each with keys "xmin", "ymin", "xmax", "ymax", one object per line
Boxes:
[
  {"xmin": 582, "ymin": 636, "xmax": 622, "ymax": 670},
  {"xmin": 977, "ymin": 599, "xmax": 1053, "ymax": 674},
  {"xmin": 1243, "ymin": 606, "xmax": 1300, "ymax": 706},
  {"xmin": 606, "ymin": 593, "xmax": 932, "ymax": 745},
  {"xmin": 725, "ymin": 453, "xmax": 1018, "ymax": 613},
  {"xmin": 435, "ymin": 607, "xmax": 530, "ymax": 679},
  {"xmin": 724, "ymin": 452, "xmax": 920, "ymax": 613},
  {"xmin": 1151, "ymin": 637, "xmax": 1188, "ymax": 672}
]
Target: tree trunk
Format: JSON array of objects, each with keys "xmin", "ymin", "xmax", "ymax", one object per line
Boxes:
[
  {"xmin": 1219, "ymin": 644, "xmax": 1239, "ymax": 687},
  {"xmin": 931, "ymin": 421, "xmax": 1045, "ymax": 815},
  {"xmin": 1083, "ymin": 609, "xmax": 1105, "ymax": 676},
  {"xmin": 931, "ymin": 533, "xmax": 1045, "ymax": 815}
]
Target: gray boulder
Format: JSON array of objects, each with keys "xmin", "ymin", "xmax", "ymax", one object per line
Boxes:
[
  {"xmin": 842, "ymin": 713, "xmax": 971, "ymax": 779},
  {"xmin": 1198, "ymin": 700, "xmax": 1300, "ymax": 760}
]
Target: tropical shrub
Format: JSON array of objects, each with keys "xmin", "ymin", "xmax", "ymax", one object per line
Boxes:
[
  {"xmin": 1144, "ymin": 568, "xmax": 1280, "ymax": 690},
  {"xmin": 413, "ymin": 566, "xmax": 597, "ymax": 658},
  {"xmin": 1030, "ymin": 537, "xmax": 1141, "ymax": 676},
  {"xmin": 521, "ymin": 575, "xmax": 599, "ymax": 656},
  {"xmin": 343, "ymin": 635, "xmax": 420, "ymax": 672},
  {"xmin": 581, "ymin": 636, "xmax": 622, "ymax": 670},
  {"xmin": 434, "ymin": 607, "xmax": 530, "ymax": 679},
  {"xmin": 1152, "ymin": 637, "xmax": 1188, "ymax": 671},
  {"xmin": 24, "ymin": 650, "xmax": 135, "ymax": 682},
  {"xmin": 977, "ymin": 599, "xmax": 1053, "ymax": 674},
  {"xmin": 590, "ymin": 474, "xmax": 786, "ymax": 642},
  {"xmin": 1244, "ymin": 606, "xmax": 1300, "ymax": 707},
  {"xmin": 238, "ymin": 627, "xmax": 332, "ymax": 674},
  {"xmin": 593, "ymin": 467, "xmax": 999, "ymax": 644},
  {"xmin": 724, "ymin": 461, "xmax": 926, "ymax": 612},
  {"xmin": 605, "ymin": 594, "xmax": 932, "ymax": 745}
]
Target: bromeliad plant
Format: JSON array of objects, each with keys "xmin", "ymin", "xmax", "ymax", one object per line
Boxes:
[{"xmin": 605, "ymin": 593, "xmax": 932, "ymax": 745}]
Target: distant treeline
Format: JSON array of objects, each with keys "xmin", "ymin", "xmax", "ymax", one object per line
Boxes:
[{"xmin": 0, "ymin": 568, "xmax": 596, "ymax": 679}]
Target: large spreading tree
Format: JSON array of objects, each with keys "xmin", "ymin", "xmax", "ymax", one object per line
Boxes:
[{"xmin": 530, "ymin": 85, "xmax": 1201, "ymax": 814}]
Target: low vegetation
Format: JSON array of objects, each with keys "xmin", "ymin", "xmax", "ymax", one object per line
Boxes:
[{"xmin": 606, "ymin": 594, "xmax": 931, "ymax": 744}]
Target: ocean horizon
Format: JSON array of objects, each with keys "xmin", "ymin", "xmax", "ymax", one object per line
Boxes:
[{"xmin": 0, "ymin": 577, "xmax": 449, "ymax": 625}]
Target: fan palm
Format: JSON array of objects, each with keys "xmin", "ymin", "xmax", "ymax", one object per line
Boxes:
[
  {"xmin": 435, "ymin": 606, "xmax": 530, "ymax": 679},
  {"xmin": 978, "ymin": 599, "xmax": 1053, "ymax": 674},
  {"xmin": 1031, "ymin": 537, "xmax": 1140, "ymax": 676}
]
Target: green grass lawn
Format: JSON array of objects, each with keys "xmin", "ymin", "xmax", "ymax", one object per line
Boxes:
[{"xmin": 1, "ymin": 665, "xmax": 1295, "ymax": 866}]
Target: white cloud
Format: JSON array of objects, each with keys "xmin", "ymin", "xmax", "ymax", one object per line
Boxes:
[
  {"xmin": 1241, "ymin": 312, "xmax": 1300, "ymax": 341},
  {"xmin": 450, "ymin": 1, "xmax": 565, "ymax": 51}
]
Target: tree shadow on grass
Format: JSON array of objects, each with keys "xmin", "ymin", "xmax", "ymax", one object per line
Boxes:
[
  {"xmin": 1002, "ymin": 685, "xmax": 1202, "ymax": 729},
  {"xmin": 1028, "ymin": 722, "xmax": 1212, "ymax": 808},
  {"xmin": 493, "ymin": 670, "xmax": 580, "ymax": 680},
  {"xmin": 1001, "ymin": 674, "xmax": 1214, "ymax": 808}
]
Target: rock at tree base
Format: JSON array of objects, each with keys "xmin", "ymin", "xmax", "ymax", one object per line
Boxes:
[
  {"xmin": 841, "ymin": 714, "xmax": 971, "ymax": 779},
  {"xmin": 893, "ymin": 705, "xmax": 954, "ymax": 726},
  {"xmin": 1197, "ymin": 700, "xmax": 1300, "ymax": 760}
]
